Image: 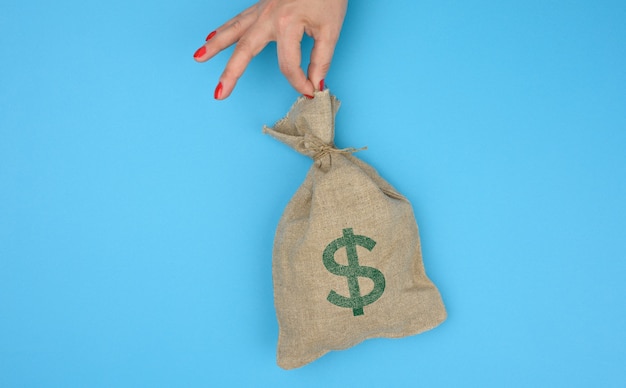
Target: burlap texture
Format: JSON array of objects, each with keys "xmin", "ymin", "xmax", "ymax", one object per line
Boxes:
[{"xmin": 263, "ymin": 90, "xmax": 446, "ymax": 370}]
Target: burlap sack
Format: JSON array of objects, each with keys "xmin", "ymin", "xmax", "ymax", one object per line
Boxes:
[{"xmin": 263, "ymin": 90, "xmax": 446, "ymax": 370}]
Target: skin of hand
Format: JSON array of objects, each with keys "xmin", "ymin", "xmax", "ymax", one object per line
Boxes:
[{"xmin": 193, "ymin": 0, "xmax": 348, "ymax": 100}]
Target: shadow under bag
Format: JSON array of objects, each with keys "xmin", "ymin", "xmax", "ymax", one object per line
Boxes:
[{"xmin": 264, "ymin": 90, "xmax": 446, "ymax": 369}]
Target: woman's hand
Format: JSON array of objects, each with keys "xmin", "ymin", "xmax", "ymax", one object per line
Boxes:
[{"xmin": 193, "ymin": 0, "xmax": 348, "ymax": 99}]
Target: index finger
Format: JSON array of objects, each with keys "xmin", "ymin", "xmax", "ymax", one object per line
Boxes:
[
  {"xmin": 307, "ymin": 37, "xmax": 337, "ymax": 91},
  {"xmin": 277, "ymin": 29, "xmax": 315, "ymax": 96}
]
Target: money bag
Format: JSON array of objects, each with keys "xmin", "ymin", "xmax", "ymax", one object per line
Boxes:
[{"xmin": 263, "ymin": 90, "xmax": 446, "ymax": 370}]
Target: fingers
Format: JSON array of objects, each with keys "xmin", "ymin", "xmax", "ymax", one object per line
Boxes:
[
  {"xmin": 216, "ymin": 25, "xmax": 271, "ymax": 99},
  {"xmin": 277, "ymin": 27, "xmax": 315, "ymax": 96},
  {"xmin": 193, "ymin": 6, "xmax": 258, "ymax": 63}
]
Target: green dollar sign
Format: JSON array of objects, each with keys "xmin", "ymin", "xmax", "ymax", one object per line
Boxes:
[{"xmin": 322, "ymin": 228, "xmax": 386, "ymax": 316}]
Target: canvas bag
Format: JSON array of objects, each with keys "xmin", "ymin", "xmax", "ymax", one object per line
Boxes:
[{"xmin": 263, "ymin": 90, "xmax": 446, "ymax": 370}]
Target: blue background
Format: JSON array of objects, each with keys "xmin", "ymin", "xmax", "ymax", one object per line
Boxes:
[{"xmin": 1, "ymin": 0, "xmax": 625, "ymax": 386}]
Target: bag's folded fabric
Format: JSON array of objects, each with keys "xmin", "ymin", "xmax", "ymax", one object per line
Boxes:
[{"xmin": 263, "ymin": 90, "xmax": 446, "ymax": 370}]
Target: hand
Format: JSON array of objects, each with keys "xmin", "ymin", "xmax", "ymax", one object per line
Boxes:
[{"xmin": 193, "ymin": 0, "xmax": 348, "ymax": 100}]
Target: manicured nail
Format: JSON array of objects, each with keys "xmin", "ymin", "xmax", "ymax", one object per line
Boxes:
[
  {"xmin": 205, "ymin": 31, "xmax": 217, "ymax": 41},
  {"xmin": 304, "ymin": 94, "xmax": 314, "ymax": 99},
  {"xmin": 214, "ymin": 82, "xmax": 223, "ymax": 99},
  {"xmin": 319, "ymin": 79, "xmax": 325, "ymax": 91},
  {"xmin": 193, "ymin": 46, "xmax": 206, "ymax": 59}
]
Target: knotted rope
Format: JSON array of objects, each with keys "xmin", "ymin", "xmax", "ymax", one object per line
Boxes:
[
  {"xmin": 297, "ymin": 136, "xmax": 366, "ymax": 162},
  {"xmin": 312, "ymin": 144, "xmax": 367, "ymax": 161}
]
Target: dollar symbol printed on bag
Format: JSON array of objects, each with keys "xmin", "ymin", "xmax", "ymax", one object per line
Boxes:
[{"xmin": 323, "ymin": 228, "xmax": 386, "ymax": 316}]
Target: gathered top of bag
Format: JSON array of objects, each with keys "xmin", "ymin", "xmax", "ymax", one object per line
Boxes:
[{"xmin": 263, "ymin": 91, "xmax": 364, "ymax": 171}]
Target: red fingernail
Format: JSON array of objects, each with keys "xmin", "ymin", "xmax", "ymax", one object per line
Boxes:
[
  {"xmin": 319, "ymin": 79, "xmax": 325, "ymax": 91},
  {"xmin": 205, "ymin": 31, "xmax": 217, "ymax": 41},
  {"xmin": 304, "ymin": 94, "xmax": 314, "ymax": 99},
  {"xmin": 193, "ymin": 46, "xmax": 206, "ymax": 59},
  {"xmin": 214, "ymin": 82, "xmax": 223, "ymax": 99}
]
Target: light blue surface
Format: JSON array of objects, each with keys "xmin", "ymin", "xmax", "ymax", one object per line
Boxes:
[{"xmin": 1, "ymin": 0, "xmax": 625, "ymax": 386}]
